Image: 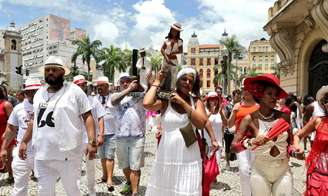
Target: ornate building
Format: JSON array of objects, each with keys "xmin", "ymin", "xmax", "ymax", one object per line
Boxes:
[
  {"xmin": 264, "ymin": 0, "xmax": 328, "ymax": 96},
  {"xmin": 248, "ymin": 38, "xmax": 278, "ymax": 74},
  {"xmin": 186, "ymin": 33, "xmax": 225, "ymax": 93},
  {"xmin": 0, "ymin": 22, "xmax": 23, "ymax": 90}
]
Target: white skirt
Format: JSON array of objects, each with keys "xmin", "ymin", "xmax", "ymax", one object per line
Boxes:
[{"xmin": 145, "ymin": 128, "xmax": 202, "ymax": 196}]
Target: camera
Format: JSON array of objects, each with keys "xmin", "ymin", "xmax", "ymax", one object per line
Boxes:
[{"xmin": 157, "ymin": 91, "xmax": 172, "ymax": 100}]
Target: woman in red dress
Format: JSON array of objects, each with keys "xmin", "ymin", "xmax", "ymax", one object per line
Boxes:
[
  {"xmin": 293, "ymin": 85, "xmax": 328, "ymax": 195},
  {"xmin": 0, "ymin": 85, "xmax": 14, "ymax": 183}
]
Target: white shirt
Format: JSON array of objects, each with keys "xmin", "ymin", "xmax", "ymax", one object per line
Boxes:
[
  {"xmin": 312, "ymin": 101, "xmax": 325, "ymax": 117},
  {"xmin": 163, "ymin": 38, "xmax": 183, "ymax": 55},
  {"xmin": 32, "ymin": 83, "xmax": 91, "ymax": 160},
  {"xmin": 136, "ymin": 56, "xmax": 151, "ymax": 72},
  {"xmin": 114, "ymin": 94, "xmax": 146, "ymax": 138},
  {"xmin": 7, "ymin": 99, "xmax": 33, "ymax": 153},
  {"xmin": 96, "ymin": 94, "xmax": 118, "ymax": 135},
  {"xmin": 82, "ymin": 96, "xmax": 106, "ymax": 143}
]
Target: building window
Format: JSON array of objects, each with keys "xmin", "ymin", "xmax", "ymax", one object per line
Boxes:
[
  {"xmin": 191, "ymin": 58, "xmax": 195, "ymax": 65},
  {"xmin": 207, "ymin": 80, "xmax": 211, "ymax": 88},
  {"xmin": 199, "ymin": 58, "xmax": 203, "ymax": 66},
  {"xmin": 214, "ymin": 68, "xmax": 218, "ymax": 75},
  {"xmin": 214, "ymin": 58, "xmax": 218, "ymax": 65},
  {"xmin": 207, "ymin": 68, "xmax": 211, "ymax": 78},
  {"xmin": 199, "ymin": 69, "xmax": 203, "ymax": 79},
  {"xmin": 191, "ymin": 48, "xmax": 196, "ymax": 53},
  {"xmin": 207, "ymin": 58, "xmax": 211, "ymax": 65},
  {"xmin": 200, "ymin": 81, "xmax": 203, "ymax": 88},
  {"xmin": 11, "ymin": 40, "xmax": 17, "ymax": 50}
]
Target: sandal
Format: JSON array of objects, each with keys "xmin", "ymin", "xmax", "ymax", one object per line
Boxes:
[
  {"xmin": 5, "ymin": 176, "xmax": 14, "ymax": 184},
  {"xmin": 107, "ymin": 184, "xmax": 115, "ymax": 192},
  {"xmin": 96, "ymin": 178, "xmax": 107, "ymax": 184}
]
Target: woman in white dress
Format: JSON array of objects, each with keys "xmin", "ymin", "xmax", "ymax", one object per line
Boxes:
[
  {"xmin": 204, "ymin": 92, "xmax": 224, "ymax": 164},
  {"xmin": 143, "ymin": 67, "xmax": 218, "ymax": 196}
]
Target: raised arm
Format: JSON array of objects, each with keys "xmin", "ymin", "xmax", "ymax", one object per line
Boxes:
[
  {"xmin": 111, "ymin": 80, "xmax": 139, "ymax": 106},
  {"xmin": 143, "ymin": 71, "xmax": 165, "ymax": 111}
]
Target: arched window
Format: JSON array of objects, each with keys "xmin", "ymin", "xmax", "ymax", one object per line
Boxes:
[
  {"xmin": 207, "ymin": 68, "xmax": 211, "ymax": 78},
  {"xmin": 199, "ymin": 69, "xmax": 203, "ymax": 79},
  {"xmin": 11, "ymin": 40, "xmax": 17, "ymax": 50}
]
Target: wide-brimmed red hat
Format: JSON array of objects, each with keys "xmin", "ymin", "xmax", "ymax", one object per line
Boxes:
[{"xmin": 244, "ymin": 73, "xmax": 288, "ymax": 99}]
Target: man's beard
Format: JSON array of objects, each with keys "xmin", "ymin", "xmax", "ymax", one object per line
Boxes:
[{"xmin": 45, "ymin": 75, "xmax": 64, "ymax": 85}]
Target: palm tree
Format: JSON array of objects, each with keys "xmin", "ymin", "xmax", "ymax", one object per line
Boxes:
[
  {"xmin": 99, "ymin": 45, "xmax": 128, "ymax": 82},
  {"xmin": 71, "ymin": 36, "xmax": 102, "ymax": 79},
  {"xmin": 220, "ymin": 35, "xmax": 242, "ymax": 94}
]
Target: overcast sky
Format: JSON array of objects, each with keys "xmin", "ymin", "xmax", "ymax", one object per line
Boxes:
[{"xmin": 0, "ymin": 0, "xmax": 276, "ymax": 50}]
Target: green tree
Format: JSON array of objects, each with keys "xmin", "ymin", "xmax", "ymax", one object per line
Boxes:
[
  {"xmin": 220, "ymin": 35, "xmax": 242, "ymax": 94},
  {"xmin": 99, "ymin": 45, "xmax": 128, "ymax": 82},
  {"xmin": 71, "ymin": 36, "xmax": 102, "ymax": 79},
  {"xmin": 150, "ymin": 52, "xmax": 162, "ymax": 73}
]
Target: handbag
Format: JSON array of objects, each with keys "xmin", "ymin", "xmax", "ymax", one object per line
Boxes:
[
  {"xmin": 180, "ymin": 122, "xmax": 197, "ymax": 147},
  {"xmin": 196, "ymin": 129, "xmax": 219, "ymax": 196}
]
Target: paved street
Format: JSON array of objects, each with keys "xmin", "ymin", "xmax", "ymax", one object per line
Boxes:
[{"xmin": 1, "ymin": 132, "xmax": 306, "ymax": 196}]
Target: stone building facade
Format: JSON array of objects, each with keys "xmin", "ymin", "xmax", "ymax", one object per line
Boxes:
[
  {"xmin": 0, "ymin": 22, "xmax": 23, "ymax": 90},
  {"xmin": 264, "ymin": 0, "xmax": 328, "ymax": 96},
  {"xmin": 248, "ymin": 38, "xmax": 278, "ymax": 75}
]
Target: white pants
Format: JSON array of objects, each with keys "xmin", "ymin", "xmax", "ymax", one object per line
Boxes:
[
  {"xmin": 237, "ymin": 149, "xmax": 253, "ymax": 196},
  {"xmin": 82, "ymin": 144, "xmax": 96, "ymax": 194},
  {"xmin": 12, "ymin": 147, "xmax": 34, "ymax": 196},
  {"xmin": 35, "ymin": 159, "xmax": 81, "ymax": 196},
  {"xmin": 251, "ymin": 159, "xmax": 292, "ymax": 196}
]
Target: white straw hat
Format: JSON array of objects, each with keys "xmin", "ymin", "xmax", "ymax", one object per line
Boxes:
[
  {"xmin": 40, "ymin": 56, "xmax": 70, "ymax": 75},
  {"xmin": 24, "ymin": 78, "xmax": 42, "ymax": 91},
  {"xmin": 73, "ymin": 75, "xmax": 86, "ymax": 85}
]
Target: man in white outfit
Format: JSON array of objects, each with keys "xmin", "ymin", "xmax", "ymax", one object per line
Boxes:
[
  {"xmin": 95, "ymin": 76, "xmax": 117, "ymax": 192},
  {"xmin": 18, "ymin": 56, "xmax": 97, "ymax": 196},
  {"xmin": 136, "ymin": 48, "xmax": 152, "ymax": 90},
  {"xmin": 111, "ymin": 73, "xmax": 146, "ymax": 196},
  {"xmin": 73, "ymin": 75, "xmax": 105, "ymax": 196},
  {"xmin": 0, "ymin": 78, "xmax": 42, "ymax": 196}
]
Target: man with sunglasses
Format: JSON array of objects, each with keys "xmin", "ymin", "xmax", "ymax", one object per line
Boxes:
[{"xmin": 0, "ymin": 78, "xmax": 42, "ymax": 196}]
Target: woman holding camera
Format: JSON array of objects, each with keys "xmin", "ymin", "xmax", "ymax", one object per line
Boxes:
[
  {"xmin": 143, "ymin": 67, "xmax": 218, "ymax": 196},
  {"xmin": 293, "ymin": 85, "xmax": 328, "ymax": 195}
]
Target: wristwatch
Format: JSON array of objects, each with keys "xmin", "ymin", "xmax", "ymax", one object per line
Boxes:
[{"xmin": 88, "ymin": 139, "xmax": 97, "ymax": 147}]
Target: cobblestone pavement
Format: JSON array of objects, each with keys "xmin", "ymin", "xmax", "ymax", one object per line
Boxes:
[{"xmin": 0, "ymin": 132, "xmax": 306, "ymax": 196}]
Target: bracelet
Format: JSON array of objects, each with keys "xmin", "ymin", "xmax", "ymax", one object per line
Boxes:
[{"xmin": 151, "ymin": 84, "xmax": 160, "ymax": 88}]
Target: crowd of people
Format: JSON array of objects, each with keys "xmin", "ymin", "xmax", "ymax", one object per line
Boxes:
[{"xmin": 0, "ymin": 22, "xmax": 328, "ymax": 196}]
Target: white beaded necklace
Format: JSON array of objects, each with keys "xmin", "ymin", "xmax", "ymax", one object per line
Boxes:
[{"xmin": 258, "ymin": 110, "xmax": 275, "ymax": 121}]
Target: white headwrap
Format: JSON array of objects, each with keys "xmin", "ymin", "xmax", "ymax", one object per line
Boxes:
[{"xmin": 176, "ymin": 67, "xmax": 196, "ymax": 80}]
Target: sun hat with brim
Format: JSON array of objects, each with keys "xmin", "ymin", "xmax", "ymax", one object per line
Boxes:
[
  {"xmin": 24, "ymin": 78, "xmax": 42, "ymax": 91},
  {"xmin": 244, "ymin": 73, "xmax": 288, "ymax": 99},
  {"xmin": 73, "ymin": 75, "xmax": 86, "ymax": 85},
  {"xmin": 139, "ymin": 48, "xmax": 146, "ymax": 53},
  {"xmin": 95, "ymin": 76, "xmax": 110, "ymax": 86},
  {"xmin": 171, "ymin": 23, "xmax": 182, "ymax": 31},
  {"xmin": 40, "ymin": 56, "xmax": 71, "ymax": 75},
  {"xmin": 316, "ymin": 85, "xmax": 328, "ymax": 102},
  {"xmin": 205, "ymin": 92, "xmax": 219, "ymax": 101}
]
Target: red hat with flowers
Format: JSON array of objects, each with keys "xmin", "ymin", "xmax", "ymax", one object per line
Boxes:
[{"xmin": 243, "ymin": 73, "xmax": 288, "ymax": 99}]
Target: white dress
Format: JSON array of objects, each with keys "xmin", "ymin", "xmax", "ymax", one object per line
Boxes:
[
  {"xmin": 145, "ymin": 101, "xmax": 202, "ymax": 196},
  {"xmin": 204, "ymin": 112, "xmax": 223, "ymax": 162}
]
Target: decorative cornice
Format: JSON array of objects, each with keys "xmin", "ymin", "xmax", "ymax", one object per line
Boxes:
[
  {"xmin": 311, "ymin": 0, "xmax": 328, "ymax": 40},
  {"xmin": 269, "ymin": 28, "xmax": 295, "ymax": 74}
]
